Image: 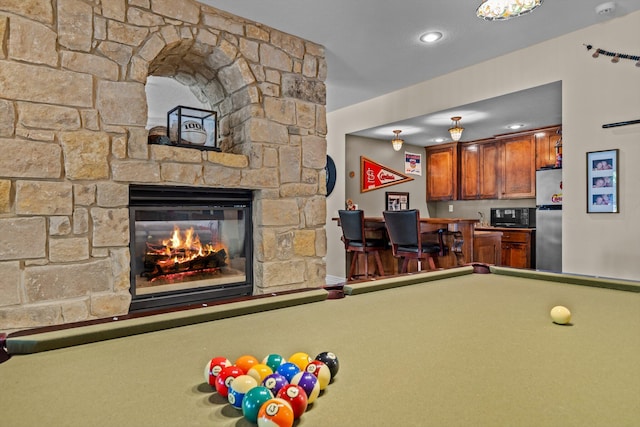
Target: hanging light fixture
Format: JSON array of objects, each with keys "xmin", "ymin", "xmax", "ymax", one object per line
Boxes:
[
  {"xmin": 476, "ymin": 0, "xmax": 543, "ymax": 21},
  {"xmin": 391, "ymin": 130, "xmax": 404, "ymax": 151},
  {"xmin": 448, "ymin": 117, "xmax": 464, "ymax": 141}
]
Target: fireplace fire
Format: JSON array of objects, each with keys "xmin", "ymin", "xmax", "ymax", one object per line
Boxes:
[{"xmin": 129, "ymin": 185, "xmax": 253, "ymax": 311}]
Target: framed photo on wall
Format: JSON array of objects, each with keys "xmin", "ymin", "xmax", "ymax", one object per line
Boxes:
[
  {"xmin": 587, "ymin": 149, "xmax": 619, "ymax": 213},
  {"xmin": 385, "ymin": 192, "xmax": 409, "ymax": 211}
]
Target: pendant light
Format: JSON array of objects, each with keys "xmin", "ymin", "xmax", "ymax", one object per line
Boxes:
[
  {"xmin": 448, "ymin": 117, "xmax": 464, "ymax": 142},
  {"xmin": 391, "ymin": 130, "xmax": 404, "ymax": 151}
]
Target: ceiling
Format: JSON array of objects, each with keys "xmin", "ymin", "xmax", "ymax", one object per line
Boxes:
[{"xmin": 200, "ymin": 1, "xmax": 640, "ymax": 145}]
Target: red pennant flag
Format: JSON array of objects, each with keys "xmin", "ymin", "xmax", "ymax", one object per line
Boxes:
[{"xmin": 360, "ymin": 156, "xmax": 414, "ymax": 193}]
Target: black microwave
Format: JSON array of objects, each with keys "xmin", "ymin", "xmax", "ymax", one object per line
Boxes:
[{"xmin": 490, "ymin": 208, "xmax": 536, "ymax": 228}]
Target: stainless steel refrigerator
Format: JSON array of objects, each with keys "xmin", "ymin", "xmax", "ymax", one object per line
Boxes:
[{"xmin": 536, "ymin": 168, "xmax": 562, "ymax": 272}]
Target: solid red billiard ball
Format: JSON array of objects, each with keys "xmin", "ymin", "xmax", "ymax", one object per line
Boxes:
[
  {"xmin": 315, "ymin": 351, "xmax": 339, "ymax": 379},
  {"xmin": 276, "ymin": 384, "xmax": 308, "ymax": 419},
  {"xmin": 204, "ymin": 356, "xmax": 231, "ymax": 386},
  {"xmin": 257, "ymin": 398, "xmax": 294, "ymax": 427},
  {"xmin": 290, "ymin": 371, "xmax": 320, "ymax": 404},
  {"xmin": 305, "ymin": 360, "xmax": 331, "ymax": 390},
  {"xmin": 215, "ymin": 365, "xmax": 244, "ymax": 397}
]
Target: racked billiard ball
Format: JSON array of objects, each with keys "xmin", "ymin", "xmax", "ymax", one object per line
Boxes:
[
  {"xmin": 215, "ymin": 365, "xmax": 244, "ymax": 397},
  {"xmin": 262, "ymin": 373, "xmax": 289, "ymax": 396},
  {"xmin": 262, "ymin": 353, "xmax": 285, "ymax": 372},
  {"xmin": 204, "ymin": 356, "xmax": 231, "ymax": 387},
  {"xmin": 315, "ymin": 351, "xmax": 339, "ymax": 379},
  {"xmin": 228, "ymin": 374, "xmax": 259, "ymax": 409},
  {"xmin": 247, "ymin": 363, "xmax": 273, "ymax": 383},
  {"xmin": 290, "ymin": 371, "xmax": 320, "ymax": 404},
  {"xmin": 275, "ymin": 362, "xmax": 300, "ymax": 382},
  {"xmin": 257, "ymin": 398, "xmax": 294, "ymax": 427},
  {"xmin": 288, "ymin": 352, "xmax": 312, "ymax": 371},
  {"xmin": 242, "ymin": 386, "xmax": 274, "ymax": 424},
  {"xmin": 235, "ymin": 354, "xmax": 259, "ymax": 373},
  {"xmin": 276, "ymin": 384, "xmax": 308, "ymax": 419},
  {"xmin": 305, "ymin": 360, "xmax": 331, "ymax": 390}
]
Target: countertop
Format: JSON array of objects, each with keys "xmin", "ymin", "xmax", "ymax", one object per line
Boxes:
[{"xmin": 476, "ymin": 226, "xmax": 536, "ymax": 232}]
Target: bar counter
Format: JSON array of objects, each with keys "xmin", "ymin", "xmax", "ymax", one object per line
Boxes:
[{"xmin": 334, "ymin": 216, "xmax": 480, "ymax": 277}]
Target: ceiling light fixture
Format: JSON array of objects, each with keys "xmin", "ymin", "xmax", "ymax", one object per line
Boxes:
[
  {"xmin": 508, "ymin": 123, "xmax": 525, "ymax": 130},
  {"xmin": 420, "ymin": 31, "xmax": 443, "ymax": 43},
  {"xmin": 448, "ymin": 117, "xmax": 464, "ymax": 141},
  {"xmin": 391, "ymin": 130, "xmax": 404, "ymax": 151},
  {"xmin": 476, "ymin": 0, "xmax": 543, "ymax": 21}
]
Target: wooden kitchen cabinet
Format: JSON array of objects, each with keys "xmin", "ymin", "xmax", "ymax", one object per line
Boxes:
[
  {"xmin": 499, "ymin": 136, "xmax": 536, "ymax": 199},
  {"xmin": 459, "ymin": 141, "xmax": 499, "ymax": 200},
  {"xmin": 499, "ymin": 229, "xmax": 535, "ymax": 269},
  {"xmin": 535, "ymin": 125, "xmax": 562, "ymax": 170},
  {"xmin": 426, "ymin": 143, "xmax": 458, "ymax": 201},
  {"xmin": 473, "ymin": 230, "xmax": 502, "ymax": 265}
]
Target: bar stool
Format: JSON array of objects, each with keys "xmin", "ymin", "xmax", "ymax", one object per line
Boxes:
[
  {"xmin": 383, "ymin": 209, "xmax": 446, "ymax": 273},
  {"xmin": 338, "ymin": 210, "xmax": 386, "ymax": 280}
]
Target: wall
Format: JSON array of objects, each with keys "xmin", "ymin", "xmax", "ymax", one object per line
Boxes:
[
  {"xmin": 327, "ymin": 11, "xmax": 640, "ymax": 281},
  {"xmin": 0, "ymin": 0, "xmax": 328, "ymax": 331}
]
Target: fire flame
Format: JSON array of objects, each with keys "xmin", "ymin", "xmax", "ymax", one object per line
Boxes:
[{"xmin": 158, "ymin": 225, "xmax": 225, "ymax": 266}]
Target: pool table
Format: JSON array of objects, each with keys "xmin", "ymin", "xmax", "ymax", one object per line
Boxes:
[{"xmin": 2, "ymin": 266, "xmax": 639, "ymax": 427}]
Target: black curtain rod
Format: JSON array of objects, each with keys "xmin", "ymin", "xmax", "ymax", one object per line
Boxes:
[{"xmin": 602, "ymin": 119, "xmax": 640, "ymax": 129}]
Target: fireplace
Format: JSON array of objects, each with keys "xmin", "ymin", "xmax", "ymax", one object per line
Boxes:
[{"xmin": 129, "ymin": 185, "xmax": 253, "ymax": 311}]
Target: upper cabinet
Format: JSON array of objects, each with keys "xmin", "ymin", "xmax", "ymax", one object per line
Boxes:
[
  {"xmin": 428, "ymin": 126, "xmax": 561, "ymax": 201},
  {"xmin": 426, "ymin": 142, "xmax": 458, "ymax": 201},
  {"xmin": 535, "ymin": 125, "xmax": 562, "ymax": 170},
  {"xmin": 499, "ymin": 135, "xmax": 536, "ymax": 199}
]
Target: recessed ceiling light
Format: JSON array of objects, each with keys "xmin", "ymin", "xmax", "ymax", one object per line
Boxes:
[
  {"xmin": 420, "ymin": 32, "xmax": 443, "ymax": 44},
  {"xmin": 507, "ymin": 123, "xmax": 525, "ymax": 130},
  {"xmin": 434, "ymin": 137, "xmax": 446, "ymax": 143}
]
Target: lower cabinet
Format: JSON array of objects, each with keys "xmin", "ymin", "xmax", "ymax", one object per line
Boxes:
[
  {"xmin": 473, "ymin": 231, "xmax": 502, "ymax": 265},
  {"xmin": 476, "ymin": 227, "xmax": 536, "ymax": 269}
]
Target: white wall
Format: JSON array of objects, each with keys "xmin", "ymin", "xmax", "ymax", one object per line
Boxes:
[{"xmin": 326, "ymin": 11, "xmax": 640, "ymax": 281}]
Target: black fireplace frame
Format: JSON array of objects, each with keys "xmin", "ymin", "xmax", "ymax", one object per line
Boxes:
[{"xmin": 128, "ymin": 185, "xmax": 253, "ymax": 312}]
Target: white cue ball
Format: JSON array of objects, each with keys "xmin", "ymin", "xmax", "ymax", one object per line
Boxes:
[{"xmin": 550, "ymin": 305, "xmax": 571, "ymax": 325}]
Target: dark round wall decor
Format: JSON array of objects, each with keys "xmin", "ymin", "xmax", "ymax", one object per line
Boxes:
[{"xmin": 325, "ymin": 155, "xmax": 337, "ymax": 196}]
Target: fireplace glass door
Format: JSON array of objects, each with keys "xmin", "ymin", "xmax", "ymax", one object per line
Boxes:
[{"xmin": 129, "ymin": 186, "xmax": 253, "ymax": 311}]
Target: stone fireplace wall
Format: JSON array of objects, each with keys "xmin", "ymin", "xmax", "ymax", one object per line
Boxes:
[{"xmin": 0, "ymin": 0, "xmax": 327, "ymax": 331}]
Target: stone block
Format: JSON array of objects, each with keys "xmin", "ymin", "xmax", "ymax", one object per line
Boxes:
[
  {"xmin": 248, "ymin": 119, "xmax": 289, "ymax": 144},
  {"xmin": 73, "ymin": 184, "xmax": 96, "ymax": 205},
  {"xmin": 49, "ymin": 237, "xmax": 89, "ymax": 263},
  {"xmin": 23, "ymin": 259, "xmax": 112, "ymax": 302},
  {"xmin": 97, "ymin": 81, "xmax": 147, "ymax": 126},
  {"xmin": 17, "ymin": 102, "xmax": 80, "ymax": 131},
  {"xmin": 8, "ymin": 16, "xmax": 57, "ymax": 66},
  {"xmin": 303, "ymin": 196, "xmax": 326, "ymax": 227},
  {"xmin": 279, "ymin": 183, "xmax": 317, "ymax": 198},
  {"xmin": 271, "ymin": 31, "xmax": 305, "ymax": 60},
  {"xmin": 107, "ymin": 20, "xmax": 149, "ymax": 46},
  {"xmin": 0, "ymin": 217, "xmax": 46, "ymax": 260},
  {"xmin": 49, "ymin": 216, "xmax": 71, "ymax": 236},
  {"xmin": 0, "ymin": 139, "xmax": 61, "ymax": 178},
  {"xmin": 0, "ymin": 99, "xmax": 15, "ymax": 137},
  {"xmin": 315, "ymin": 228, "xmax": 327, "ymax": 257},
  {"xmin": 91, "ymin": 207, "xmax": 129, "ymax": 247},
  {"xmin": 203, "ymin": 164, "xmax": 242, "ymax": 187},
  {"xmin": 241, "ymin": 168, "xmax": 279, "ymax": 189},
  {"xmin": 161, "ymin": 163, "xmax": 204, "ymax": 185},
  {"xmin": 282, "ymin": 74, "xmax": 326, "ymax": 105},
  {"xmin": 259, "ymin": 259, "xmax": 306, "ymax": 287},
  {"xmin": 295, "ymin": 101, "xmax": 315, "ymax": 129},
  {"xmin": 98, "ymin": 40, "xmax": 133, "ymax": 65},
  {"xmin": 259, "ymin": 44, "xmax": 292, "ymax": 72},
  {"xmin": 0, "ymin": 180, "xmax": 10, "ymax": 213},
  {"xmin": 275, "ymin": 231, "xmax": 294, "ymax": 260},
  {"xmin": 0, "ymin": 61, "xmax": 93, "ymax": 107},
  {"xmin": 127, "ymin": 7, "xmax": 164, "ymax": 27},
  {"xmin": 127, "ymin": 127, "xmax": 149, "ymax": 160},
  {"xmin": 61, "ymin": 51, "xmax": 119, "ymax": 81},
  {"xmin": 96, "ymin": 182, "xmax": 129, "ymax": 207},
  {"xmin": 258, "ymin": 199, "xmax": 299, "ymax": 226},
  {"xmin": 202, "ymin": 13, "xmax": 243, "ymax": 36},
  {"xmin": 265, "ymin": 97, "xmax": 295, "ymax": 125},
  {"xmin": 60, "ymin": 130, "xmax": 110, "ymax": 180},
  {"xmin": 73, "ymin": 207, "xmax": 89, "ymax": 234},
  {"xmin": 152, "ymin": 0, "xmax": 200, "ymax": 24},
  {"xmin": 61, "ymin": 299, "xmax": 90, "ymax": 324},
  {"xmin": 294, "ymin": 230, "xmax": 316, "ymax": 257},
  {"xmin": 112, "ymin": 160, "xmax": 161, "ymax": 182},
  {"xmin": 0, "ymin": 261, "xmax": 21, "ymax": 307},
  {"xmin": 57, "ymin": 0, "xmax": 93, "ymax": 52},
  {"xmin": 316, "ymin": 105, "xmax": 327, "ymax": 136},
  {"xmin": 302, "ymin": 135, "xmax": 327, "ymax": 169},
  {"xmin": 304, "ymin": 258, "xmax": 326, "ymax": 287},
  {"xmin": 16, "ymin": 181, "xmax": 73, "ymax": 215},
  {"xmin": 0, "ymin": 304, "xmax": 62, "ymax": 330},
  {"xmin": 1, "ymin": 0, "xmax": 54, "ymax": 25},
  {"xmin": 110, "ymin": 248, "xmax": 130, "ymax": 291},
  {"xmin": 90, "ymin": 292, "xmax": 132, "ymax": 318},
  {"xmin": 302, "ymin": 54, "xmax": 318, "ymax": 78},
  {"xmin": 279, "ymin": 145, "xmax": 301, "ymax": 183},
  {"xmin": 152, "ymin": 145, "xmax": 203, "ymax": 163},
  {"xmin": 102, "ymin": 0, "xmax": 126, "ymax": 21}
]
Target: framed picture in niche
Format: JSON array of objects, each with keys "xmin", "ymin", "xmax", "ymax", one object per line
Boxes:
[{"xmin": 587, "ymin": 149, "xmax": 619, "ymax": 213}]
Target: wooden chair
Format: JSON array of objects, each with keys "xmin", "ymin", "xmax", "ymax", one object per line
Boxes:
[
  {"xmin": 382, "ymin": 209, "xmax": 447, "ymax": 273},
  {"xmin": 338, "ymin": 210, "xmax": 386, "ymax": 280}
]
